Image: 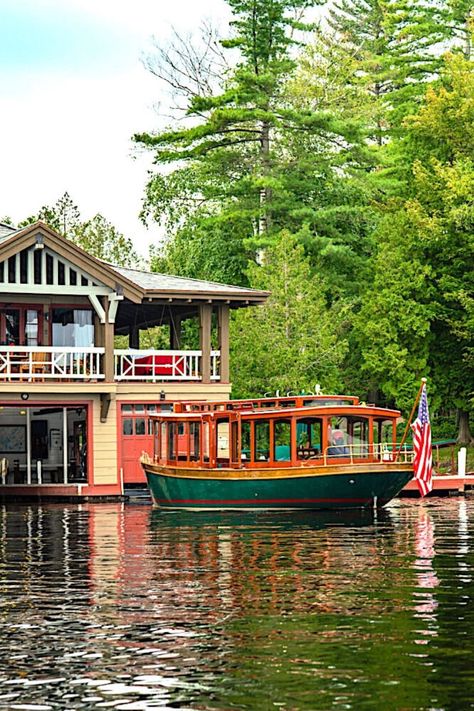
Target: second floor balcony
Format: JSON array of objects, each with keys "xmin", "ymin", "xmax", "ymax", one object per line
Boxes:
[{"xmin": 0, "ymin": 346, "xmax": 221, "ymax": 384}]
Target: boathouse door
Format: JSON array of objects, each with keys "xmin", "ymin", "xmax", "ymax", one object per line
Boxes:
[{"xmin": 120, "ymin": 403, "xmax": 172, "ymax": 485}]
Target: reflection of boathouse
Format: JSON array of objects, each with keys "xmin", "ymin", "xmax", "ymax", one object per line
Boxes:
[{"xmin": 0, "ymin": 221, "xmax": 267, "ymax": 498}]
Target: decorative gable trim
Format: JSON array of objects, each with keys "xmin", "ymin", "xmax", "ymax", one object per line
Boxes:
[{"xmin": 0, "ymin": 223, "xmax": 144, "ymax": 303}]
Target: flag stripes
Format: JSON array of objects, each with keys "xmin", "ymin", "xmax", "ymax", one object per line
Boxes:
[{"xmin": 412, "ymin": 385, "xmax": 433, "ymax": 497}]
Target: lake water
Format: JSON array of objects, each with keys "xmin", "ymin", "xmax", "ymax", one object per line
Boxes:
[{"xmin": 0, "ymin": 498, "xmax": 473, "ymax": 710}]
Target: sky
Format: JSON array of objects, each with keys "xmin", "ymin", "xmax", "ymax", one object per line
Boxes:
[{"xmin": 0, "ymin": 0, "xmax": 229, "ymax": 256}]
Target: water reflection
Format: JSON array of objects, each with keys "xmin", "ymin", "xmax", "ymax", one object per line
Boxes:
[{"xmin": 0, "ymin": 500, "xmax": 473, "ymax": 709}]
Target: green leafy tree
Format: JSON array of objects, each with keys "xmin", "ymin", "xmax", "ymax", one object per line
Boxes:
[
  {"xmin": 135, "ymin": 0, "xmax": 367, "ymax": 257},
  {"xmin": 73, "ymin": 214, "xmax": 142, "ymax": 268},
  {"xmin": 20, "ymin": 192, "xmax": 81, "ymax": 237},
  {"xmin": 230, "ymin": 230, "xmax": 348, "ymax": 397},
  {"xmin": 357, "ymin": 53, "xmax": 474, "ymax": 440},
  {"xmin": 20, "ymin": 193, "xmax": 142, "ymax": 268}
]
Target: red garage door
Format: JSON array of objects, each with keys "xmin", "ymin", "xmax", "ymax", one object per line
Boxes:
[{"xmin": 120, "ymin": 403, "xmax": 172, "ymax": 484}]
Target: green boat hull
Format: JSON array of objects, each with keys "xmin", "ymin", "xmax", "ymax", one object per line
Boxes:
[{"xmin": 144, "ymin": 464, "xmax": 413, "ymax": 511}]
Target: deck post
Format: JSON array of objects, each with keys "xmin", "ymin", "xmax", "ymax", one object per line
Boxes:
[
  {"xmin": 104, "ymin": 300, "xmax": 115, "ymax": 382},
  {"xmin": 199, "ymin": 304, "xmax": 212, "ymax": 384},
  {"xmin": 218, "ymin": 304, "xmax": 230, "ymax": 383}
]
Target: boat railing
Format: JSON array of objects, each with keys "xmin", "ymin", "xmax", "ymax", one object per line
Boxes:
[{"xmin": 322, "ymin": 443, "xmax": 415, "ymax": 465}]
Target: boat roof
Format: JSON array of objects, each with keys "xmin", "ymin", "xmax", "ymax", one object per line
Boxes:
[
  {"xmin": 174, "ymin": 394, "xmax": 361, "ymax": 413},
  {"xmin": 151, "ymin": 401, "xmax": 401, "ymax": 420}
]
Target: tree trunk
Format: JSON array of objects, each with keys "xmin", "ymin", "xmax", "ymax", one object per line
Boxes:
[
  {"xmin": 457, "ymin": 408, "xmax": 474, "ymax": 445},
  {"xmin": 258, "ymin": 120, "xmax": 272, "ymax": 238}
]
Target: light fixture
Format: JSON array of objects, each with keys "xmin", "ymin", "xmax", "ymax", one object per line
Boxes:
[
  {"xmin": 34, "ymin": 234, "xmax": 44, "ymax": 250},
  {"xmin": 21, "ymin": 393, "xmax": 29, "ymax": 401},
  {"xmin": 160, "ymin": 390, "xmax": 166, "ymax": 400}
]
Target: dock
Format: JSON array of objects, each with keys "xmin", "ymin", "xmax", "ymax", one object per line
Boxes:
[{"xmin": 402, "ymin": 473, "xmax": 474, "ymax": 496}]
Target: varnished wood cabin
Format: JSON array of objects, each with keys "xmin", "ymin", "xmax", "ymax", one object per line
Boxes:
[{"xmin": 0, "ymin": 221, "xmax": 268, "ymax": 498}]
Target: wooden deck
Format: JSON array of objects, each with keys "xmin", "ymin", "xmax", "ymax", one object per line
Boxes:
[{"xmin": 402, "ymin": 473, "xmax": 474, "ymax": 496}]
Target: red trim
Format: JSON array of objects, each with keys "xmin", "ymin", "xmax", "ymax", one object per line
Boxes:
[
  {"xmin": 154, "ymin": 497, "xmax": 370, "ymax": 505},
  {"xmin": 0, "ymin": 303, "xmax": 44, "ymax": 346},
  {"xmin": 0, "ymin": 398, "xmax": 94, "ymax": 487}
]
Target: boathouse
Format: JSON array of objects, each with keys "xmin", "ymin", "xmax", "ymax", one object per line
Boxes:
[{"xmin": 0, "ymin": 221, "xmax": 268, "ymax": 498}]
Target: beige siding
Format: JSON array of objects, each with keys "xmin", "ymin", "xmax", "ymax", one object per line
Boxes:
[{"xmin": 91, "ymin": 396, "xmax": 118, "ymax": 486}]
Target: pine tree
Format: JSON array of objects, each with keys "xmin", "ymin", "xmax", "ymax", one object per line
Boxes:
[
  {"xmin": 325, "ymin": 0, "xmax": 449, "ymax": 140},
  {"xmin": 135, "ymin": 0, "xmax": 356, "ymax": 251}
]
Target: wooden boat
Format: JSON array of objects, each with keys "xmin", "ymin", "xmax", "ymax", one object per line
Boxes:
[{"xmin": 141, "ymin": 394, "xmax": 414, "ymax": 511}]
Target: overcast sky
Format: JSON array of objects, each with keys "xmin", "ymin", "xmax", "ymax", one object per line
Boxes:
[{"xmin": 0, "ymin": 0, "xmax": 229, "ymax": 256}]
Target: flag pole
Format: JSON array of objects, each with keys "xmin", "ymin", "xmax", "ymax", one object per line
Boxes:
[{"xmin": 395, "ymin": 377, "xmax": 427, "ymax": 461}]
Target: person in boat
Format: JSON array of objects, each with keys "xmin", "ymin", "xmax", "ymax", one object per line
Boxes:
[{"xmin": 328, "ymin": 426, "xmax": 350, "ymax": 456}]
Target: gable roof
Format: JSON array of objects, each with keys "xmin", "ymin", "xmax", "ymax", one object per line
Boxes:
[
  {"xmin": 0, "ymin": 223, "xmax": 17, "ymax": 241},
  {"xmin": 0, "ymin": 221, "xmax": 269, "ymax": 305},
  {"xmin": 108, "ymin": 264, "xmax": 268, "ymax": 302}
]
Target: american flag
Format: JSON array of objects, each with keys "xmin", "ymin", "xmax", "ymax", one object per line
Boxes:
[{"xmin": 411, "ymin": 385, "xmax": 433, "ymax": 497}]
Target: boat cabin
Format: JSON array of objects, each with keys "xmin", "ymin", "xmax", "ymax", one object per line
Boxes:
[{"xmin": 150, "ymin": 397, "xmax": 402, "ymax": 469}]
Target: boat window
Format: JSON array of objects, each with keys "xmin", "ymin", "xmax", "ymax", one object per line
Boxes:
[
  {"xmin": 202, "ymin": 421, "xmax": 210, "ymax": 462},
  {"xmin": 280, "ymin": 400, "xmax": 295, "ymax": 408},
  {"xmin": 373, "ymin": 419, "xmax": 394, "ymax": 457},
  {"xmin": 254, "ymin": 420, "xmax": 270, "ymax": 461},
  {"xmin": 177, "ymin": 422, "xmax": 188, "ymax": 460},
  {"xmin": 350, "ymin": 418, "xmax": 369, "ymax": 457},
  {"xmin": 296, "ymin": 418, "xmax": 322, "ymax": 459},
  {"xmin": 160, "ymin": 422, "xmax": 167, "ymax": 460},
  {"xmin": 153, "ymin": 421, "xmax": 160, "ymax": 458},
  {"xmin": 167, "ymin": 422, "xmax": 177, "ymax": 460},
  {"xmin": 231, "ymin": 420, "xmax": 239, "ymax": 464},
  {"xmin": 327, "ymin": 417, "xmax": 350, "ymax": 457},
  {"xmin": 273, "ymin": 419, "xmax": 292, "ymax": 462},
  {"xmin": 241, "ymin": 420, "xmax": 251, "ymax": 462},
  {"xmin": 189, "ymin": 421, "xmax": 200, "ymax": 461}
]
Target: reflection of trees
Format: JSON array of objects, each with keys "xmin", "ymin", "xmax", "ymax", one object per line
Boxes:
[{"xmin": 1, "ymin": 502, "xmax": 474, "ymax": 709}]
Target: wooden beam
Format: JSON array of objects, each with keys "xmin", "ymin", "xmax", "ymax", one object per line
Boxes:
[
  {"xmin": 218, "ymin": 304, "xmax": 230, "ymax": 383},
  {"xmin": 103, "ymin": 304, "xmax": 115, "ymax": 382},
  {"xmin": 89, "ymin": 294, "xmax": 106, "ymax": 323},
  {"xmin": 199, "ymin": 304, "xmax": 212, "ymax": 384},
  {"xmin": 100, "ymin": 392, "xmax": 112, "ymax": 423}
]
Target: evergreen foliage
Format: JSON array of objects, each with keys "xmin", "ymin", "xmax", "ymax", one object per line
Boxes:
[
  {"xmin": 20, "ymin": 193, "xmax": 142, "ymax": 268},
  {"xmin": 134, "ymin": 0, "xmax": 474, "ymax": 439}
]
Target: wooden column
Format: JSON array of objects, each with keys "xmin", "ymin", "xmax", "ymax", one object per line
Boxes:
[
  {"xmin": 170, "ymin": 314, "xmax": 182, "ymax": 350},
  {"xmin": 199, "ymin": 304, "xmax": 212, "ymax": 384},
  {"xmin": 43, "ymin": 304, "xmax": 50, "ymax": 345},
  {"xmin": 217, "ymin": 304, "xmax": 230, "ymax": 383},
  {"xmin": 104, "ymin": 300, "xmax": 115, "ymax": 382}
]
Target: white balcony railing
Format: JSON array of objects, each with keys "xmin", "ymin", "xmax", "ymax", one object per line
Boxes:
[
  {"xmin": 0, "ymin": 347, "xmax": 221, "ymax": 383},
  {"xmin": 0, "ymin": 346, "xmax": 105, "ymax": 381},
  {"xmin": 114, "ymin": 349, "xmax": 221, "ymax": 382}
]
